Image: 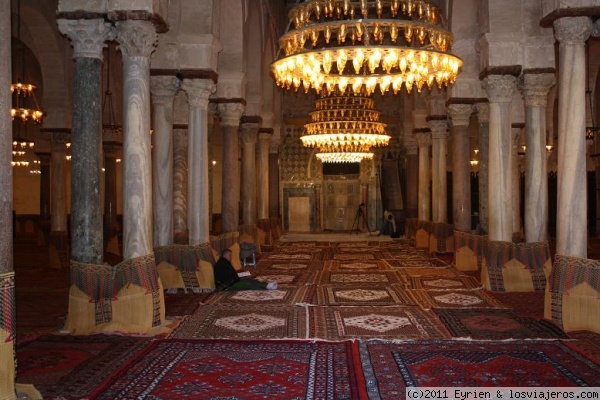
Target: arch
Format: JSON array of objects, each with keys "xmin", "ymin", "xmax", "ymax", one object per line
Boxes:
[
  {"xmin": 20, "ymin": 1, "xmax": 71, "ymax": 128},
  {"xmin": 244, "ymin": 0, "xmax": 264, "ymax": 115}
]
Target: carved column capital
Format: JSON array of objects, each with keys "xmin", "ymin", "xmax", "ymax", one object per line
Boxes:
[
  {"xmin": 414, "ymin": 131, "xmax": 432, "ymax": 147},
  {"xmin": 405, "ymin": 138, "xmax": 418, "ymax": 155},
  {"xmin": 57, "ymin": 19, "xmax": 115, "ymax": 60},
  {"xmin": 115, "ymin": 20, "xmax": 158, "ymax": 58},
  {"xmin": 258, "ymin": 131, "xmax": 272, "ymax": 145},
  {"xmin": 103, "ymin": 144, "xmax": 121, "ymax": 158},
  {"xmin": 181, "ymin": 79, "xmax": 215, "ymax": 110},
  {"xmin": 150, "ymin": 76, "xmax": 180, "ymax": 105},
  {"xmin": 218, "ymin": 103, "xmax": 245, "ymax": 127},
  {"xmin": 447, "ymin": 104, "xmax": 473, "ymax": 127},
  {"xmin": 483, "ymin": 75, "xmax": 517, "ymax": 104},
  {"xmin": 240, "ymin": 122, "xmax": 260, "ymax": 144},
  {"xmin": 429, "ymin": 119, "xmax": 449, "ymax": 139},
  {"xmin": 553, "ymin": 16, "xmax": 593, "ymax": 46},
  {"xmin": 520, "ymin": 73, "xmax": 556, "ymax": 107},
  {"xmin": 476, "ymin": 102, "xmax": 490, "ymax": 123}
]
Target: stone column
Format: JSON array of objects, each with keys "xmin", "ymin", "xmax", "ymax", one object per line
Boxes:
[
  {"xmin": 219, "ymin": 103, "xmax": 244, "ymax": 232},
  {"xmin": 521, "ymin": 73, "xmax": 555, "ymax": 242},
  {"xmin": 257, "ymin": 130, "xmax": 272, "ymax": 220},
  {"xmin": 173, "ymin": 127, "xmax": 188, "ymax": 243},
  {"xmin": 315, "ymin": 183, "xmax": 322, "ymax": 231},
  {"xmin": 58, "ymin": 19, "xmax": 114, "ymax": 264},
  {"xmin": 115, "ymin": 20, "xmax": 157, "ymax": 260},
  {"xmin": 38, "ymin": 153, "xmax": 51, "ymax": 221},
  {"xmin": 448, "ymin": 104, "xmax": 473, "ymax": 232},
  {"xmin": 476, "ymin": 102, "xmax": 490, "ymax": 233},
  {"xmin": 240, "ymin": 121, "xmax": 259, "ymax": 225},
  {"xmin": 511, "ymin": 125, "xmax": 523, "ymax": 237},
  {"xmin": 0, "ymin": 1, "xmax": 16, "ymax": 395},
  {"xmin": 103, "ymin": 144, "xmax": 120, "ymax": 246},
  {"xmin": 484, "ymin": 75, "xmax": 517, "ymax": 242},
  {"xmin": 405, "ymin": 142, "xmax": 419, "ymax": 219},
  {"xmin": 181, "ymin": 79, "xmax": 215, "ymax": 245},
  {"xmin": 415, "ymin": 130, "xmax": 432, "ymax": 221},
  {"xmin": 48, "ymin": 134, "xmax": 69, "ymax": 268},
  {"xmin": 429, "ymin": 118, "xmax": 449, "ymax": 223},
  {"xmin": 554, "ymin": 17, "xmax": 592, "ymax": 258},
  {"xmin": 150, "ymin": 76, "xmax": 179, "ymax": 246}
]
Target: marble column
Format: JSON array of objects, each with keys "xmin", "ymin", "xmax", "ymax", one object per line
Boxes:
[
  {"xmin": 173, "ymin": 128, "xmax": 188, "ymax": 243},
  {"xmin": 240, "ymin": 121, "xmax": 259, "ymax": 225},
  {"xmin": 257, "ymin": 130, "xmax": 272, "ymax": 220},
  {"xmin": 181, "ymin": 79, "xmax": 215, "ymax": 245},
  {"xmin": 219, "ymin": 103, "xmax": 244, "ymax": 233},
  {"xmin": 38, "ymin": 153, "xmax": 51, "ymax": 221},
  {"xmin": 415, "ymin": 130, "xmax": 432, "ymax": 221},
  {"xmin": 0, "ymin": 1, "xmax": 15, "ymax": 394},
  {"xmin": 484, "ymin": 75, "xmax": 517, "ymax": 242},
  {"xmin": 103, "ymin": 144, "xmax": 120, "ymax": 243},
  {"xmin": 511, "ymin": 126, "xmax": 522, "ymax": 237},
  {"xmin": 58, "ymin": 19, "xmax": 114, "ymax": 264},
  {"xmin": 476, "ymin": 102, "xmax": 490, "ymax": 233},
  {"xmin": 429, "ymin": 118, "xmax": 449, "ymax": 223},
  {"xmin": 448, "ymin": 104, "xmax": 473, "ymax": 232},
  {"xmin": 115, "ymin": 20, "xmax": 157, "ymax": 260},
  {"xmin": 522, "ymin": 73, "xmax": 555, "ymax": 242},
  {"xmin": 315, "ymin": 184, "xmax": 322, "ymax": 231},
  {"xmin": 50, "ymin": 134, "xmax": 68, "ymax": 233},
  {"xmin": 405, "ymin": 142, "xmax": 419, "ymax": 219},
  {"xmin": 554, "ymin": 17, "xmax": 592, "ymax": 258},
  {"xmin": 150, "ymin": 76, "xmax": 179, "ymax": 246}
]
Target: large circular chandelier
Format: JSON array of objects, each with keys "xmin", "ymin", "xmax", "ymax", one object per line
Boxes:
[
  {"xmin": 301, "ymin": 94, "xmax": 390, "ymax": 162},
  {"xmin": 272, "ymin": 0, "xmax": 463, "ymax": 95}
]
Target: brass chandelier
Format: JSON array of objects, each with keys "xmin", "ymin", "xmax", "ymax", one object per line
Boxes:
[
  {"xmin": 272, "ymin": 0, "xmax": 463, "ymax": 96},
  {"xmin": 301, "ymin": 94, "xmax": 390, "ymax": 162}
]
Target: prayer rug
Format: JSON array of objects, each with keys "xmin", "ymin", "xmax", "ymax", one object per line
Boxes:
[
  {"xmin": 257, "ymin": 260, "xmax": 313, "ymax": 270},
  {"xmin": 204, "ymin": 286, "xmax": 313, "ymax": 305},
  {"xmin": 16, "ymin": 334, "xmax": 151, "ymax": 399},
  {"xmin": 265, "ymin": 253, "xmax": 314, "ymax": 261},
  {"xmin": 324, "ymin": 260, "xmax": 391, "ymax": 271},
  {"xmin": 252, "ymin": 270, "xmax": 317, "ymax": 286},
  {"xmin": 169, "ymin": 304, "xmax": 308, "ymax": 339},
  {"xmin": 487, "ymin": 291, "xmax": 545, "ymax": 319},
  {"xmin": 164, "ymin": 291, "xmax": 212, "ymax": 317},
  {"xmin": 408, "ymin": 289, "xmax": 508, "ymax": 310},
  {"xmin": 315, "ymin": 271, "xmax": 407, "ymax": 286},
  {"xmin": 407, "ymin": 275, "xmax": 481, "ymax": 290},
  {"xmin": 564, "ymin": 331, "xmax": 600, "ymax": 364},
  {"xmin": 385, "ymin": 259, "xmax": 452, "ymax": 269},
  {"xmin": 315, "ymin": 285, "xmax": 414, "ymax": 306},
  {"xmin": 334, "ymin": 253, "xmax": 378, "ymax": 261},
  {"xmin": 310, "ymin": 306, "xmax": 451, "ymax": 340},
  {"xmin": 93, "ymin": 339, "xmax": 367, "ymax": 400},
  {"xmin": 434, "ymin": 308, "xmax": 568, "ymax": 339},
  {"xmin": 399, "ymin": 267, "xmax": 459, "ymax": 278},
  {"xmin": 359, "ymin": 339, "xmax": 600, "ymax": 398}
]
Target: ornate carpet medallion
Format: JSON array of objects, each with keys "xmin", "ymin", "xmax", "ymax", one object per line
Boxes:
[
  {"xmin": 409, "ymin": 289, "xmax": 508, "ymax": 310},
  {"xmin": 214, "ymin": 313, "xmax": 286, "ymax": 332},
  {"xmin": 316, "ymin": 271, "xmax": 406, "ymax": 285},
  {"xmin": 170, "ymin": 304, "xmax": 308, "ymax": 339},
  {"xmin": 316, "ymin": 285, "xmax": 413, "ymax": 306},
  {"xmin": 407, "ymin": 276, "xmax": 481, "ymax": 290},
  {"xmin": 205, "ymin": 287, "xmax": 312, "ymax": 305},
  {"xmin": 343, "ymin": 313, "xmax": 412, "ymax": 332},
  {"xmin": 311, "ymin": 306, "xmax": 450, "ymax": 339}
]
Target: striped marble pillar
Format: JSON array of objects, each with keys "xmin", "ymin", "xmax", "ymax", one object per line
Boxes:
[
  {"xmin": 554, "ymin": 17, "xmax": 592, "ymax": 258},
  {"xmin": 448, "ymin": 103, "xmax": 473, "ymax": 233},
  {"xmin": 115, "ymin": 20, "xmax": 157, "ymax": 260},
  {"xmin": 415, "ymin": 130, "xmax": 432, "ymax": 222}
]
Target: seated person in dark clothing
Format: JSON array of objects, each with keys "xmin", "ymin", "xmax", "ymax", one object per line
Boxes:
[{"xmin": 213, "ymin": 248, "xmax": 277, "ymax": 291}]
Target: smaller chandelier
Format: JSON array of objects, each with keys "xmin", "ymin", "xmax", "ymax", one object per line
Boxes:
[
  {"xmin": 301, "ymin": 94, "xmax": 390, "ymax": 163},
  {"xmin": 11, "ymin": 82, "xmax": 44, "ymax": 123}
]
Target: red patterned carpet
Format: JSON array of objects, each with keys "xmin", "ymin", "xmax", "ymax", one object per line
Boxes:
[
  {"xmin": 93, "ymin": 339, "xmax": 367, "ymax": 400},
  {"xmin": 359, "ymin": 340, "xmax": 600, "ymax": 399},
  {"xmin": 12, "ymin": 236, "xmax": 600, "ymax": 398}
]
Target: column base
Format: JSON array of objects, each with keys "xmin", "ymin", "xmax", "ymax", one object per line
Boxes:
[{"xmin": 48, "ymin": 231, "xmax": 70, "ymax": 269}]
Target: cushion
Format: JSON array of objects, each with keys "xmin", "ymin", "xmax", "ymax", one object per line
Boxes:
[
  {"xmin": 196, "ymin": 259, "xmax": 215, "ymax": 290},
  {"xmin": 229, "ymin": 242, "xmax": 242, "ymax": 271}
]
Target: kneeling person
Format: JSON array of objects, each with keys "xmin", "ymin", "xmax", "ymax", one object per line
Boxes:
[{"xmin": 213, "ymin": 248, "xmax": 277, "ymax": 291}]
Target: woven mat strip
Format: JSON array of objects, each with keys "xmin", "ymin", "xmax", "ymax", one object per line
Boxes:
[{"xmin": 0, "ymin": 272, "xmax": 15, "ymax": 343}]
